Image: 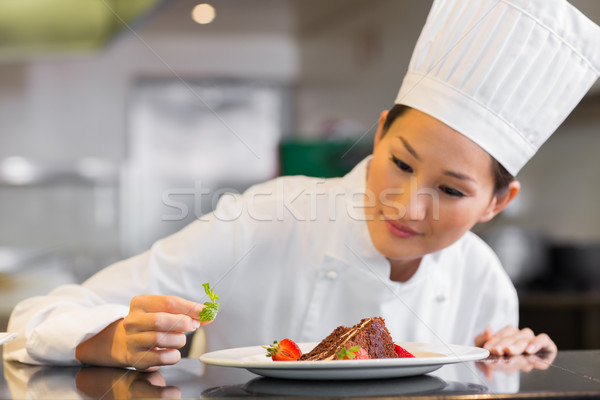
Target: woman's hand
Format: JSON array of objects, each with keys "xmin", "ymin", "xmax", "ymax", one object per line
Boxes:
[
  {"xmin": 474, "ymin": 325, "xmax": 557, "ymax": 356},
  {"xmin": 76, "ymin": 295, "xmax": 211, "ymax": 371}
]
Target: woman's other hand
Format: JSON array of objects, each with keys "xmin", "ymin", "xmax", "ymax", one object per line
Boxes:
[
  {"xmin": 76, "ymin": 295, "xmax": 210, "ymax": 370},
  {"xmin": 474, "ymin": 325, "xmax": 557, "ymax": 356}
]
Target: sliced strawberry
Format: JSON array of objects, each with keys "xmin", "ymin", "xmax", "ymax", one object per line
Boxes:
[
  {"xmin": 394, "ymin": 343, "xmax": 415, "ymax": 358},
  {"xmin": 336, "ymin": 345, "xmax": 370, "ymax": 360},
  {"xmin": 263, "ymin": 338, "xmax": 302, "ymax": 361},
  {"xmin": 353, "ymin": 348, "xmax": 370, "ymax": 360}
]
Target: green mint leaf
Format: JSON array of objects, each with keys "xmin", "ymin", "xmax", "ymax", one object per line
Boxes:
[
  {"xmin": 198, "ymin": 283, "xmax": 220, "ymax": 321},
  {"xmin": 202, "ymin": 282, "xmax": 219, "ymax": 303},
  {"xmin": 198, "ymin": 302, "xmax": 219, "ymax": 321},
  {"xmin": 337, "ymin": 345, "xmax": 360, "ymax": 360}
]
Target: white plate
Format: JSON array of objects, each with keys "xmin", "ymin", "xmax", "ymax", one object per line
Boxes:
[
  {"xmin": 0, "ymin": 333, "xmax": 16, "ymax": 346},
  {"xmin": 200, "ymin": 342, "xmax": 489, "ymax": 380}
]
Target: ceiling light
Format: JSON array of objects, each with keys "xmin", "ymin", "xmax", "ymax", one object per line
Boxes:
[{"xmin": 191, "ymin": 3, "xmax": 215, "ymax": 24}]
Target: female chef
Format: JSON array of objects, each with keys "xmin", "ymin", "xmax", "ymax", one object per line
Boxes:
[{"xmin": 5, "ymin": 0, "xmax": 600, "ymax": 371}]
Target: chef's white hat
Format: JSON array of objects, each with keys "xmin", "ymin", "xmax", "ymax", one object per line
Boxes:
[{"xmin": 395, "ymin": 0, "xmax": 600, "ymax": 175}]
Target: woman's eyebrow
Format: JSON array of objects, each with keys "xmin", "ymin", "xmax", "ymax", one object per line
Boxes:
[
  {"xmin": 397, "ymin": 137, "xmax": 421, "ymax": 161},
  {"xmin": 444, "ymin": 170, "xmax": 476, "ymax": 183},
  {"xmin": 397, "ymin": 136, "xmax": 476, "ymax": 182}
]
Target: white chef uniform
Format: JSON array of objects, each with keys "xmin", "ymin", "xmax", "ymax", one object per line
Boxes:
[{"xmin": 5, "ymin": 156, "xmax": 517, "ymax": 365}]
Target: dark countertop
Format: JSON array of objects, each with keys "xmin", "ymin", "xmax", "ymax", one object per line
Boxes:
[{"xmin": 1, "ymin": 350, "xmax": 599, "ymax": 399}]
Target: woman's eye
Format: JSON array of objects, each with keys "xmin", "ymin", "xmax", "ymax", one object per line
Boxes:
[
  {"xmin": 440, "ymin": 186, "xmax": 464, "ymax": 198},
  {"xmin": 391, "ymin": 156, "xmax": 413, "ymax": 173}
]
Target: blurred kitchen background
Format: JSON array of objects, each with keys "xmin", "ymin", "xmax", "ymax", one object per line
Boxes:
[{"xmin": 0, "ymin": 0, "xmax": 599, "ymax": 349}]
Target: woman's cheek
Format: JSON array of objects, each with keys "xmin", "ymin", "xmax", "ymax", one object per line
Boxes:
[{"xmin": 436, "ymin": 202, "xmax": 477, "ymax": 232}]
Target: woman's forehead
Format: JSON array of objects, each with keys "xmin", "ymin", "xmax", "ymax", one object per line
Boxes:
[{"xmin": 388, "ymin": 110, "xmax": 486, "ymax": 154}]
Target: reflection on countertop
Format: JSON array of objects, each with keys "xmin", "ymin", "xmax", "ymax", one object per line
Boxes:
[{"xmin": 3, "ymin": 351, "xmax": 599, "ymax": 399}]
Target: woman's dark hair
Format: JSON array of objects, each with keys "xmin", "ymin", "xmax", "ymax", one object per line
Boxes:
[{"xmin": 382, "ymin": 104, "xmax": 514, "ymax": 195}]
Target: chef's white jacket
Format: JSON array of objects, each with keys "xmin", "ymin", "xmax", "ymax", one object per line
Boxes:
[{"xmin": 5, "ymin": 157, "xmax": 518, "ymax": 365}]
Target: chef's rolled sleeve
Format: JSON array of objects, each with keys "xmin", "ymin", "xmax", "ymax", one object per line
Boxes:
[
  {"xmin": 5, "ymin": 285, "xmax": 129, "ymax": 365},
  {"xmin": 27, "ymin": 303, "xmax": 129, "ymax": 365}
]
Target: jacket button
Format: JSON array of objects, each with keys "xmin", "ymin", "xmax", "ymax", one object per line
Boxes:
[{"xmin": 326, "ymin": 270, "xmax": 338, "ymax": 280}]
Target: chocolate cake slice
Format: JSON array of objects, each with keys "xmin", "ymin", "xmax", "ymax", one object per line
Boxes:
[{"xmin": 299, "ymin": 317, "xmax": 398, "ymax": 361}]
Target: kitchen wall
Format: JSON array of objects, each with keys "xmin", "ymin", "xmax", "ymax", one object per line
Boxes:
[{"xmin": 295, "ymin": 0, "xmax": 430, "ymax": 137}]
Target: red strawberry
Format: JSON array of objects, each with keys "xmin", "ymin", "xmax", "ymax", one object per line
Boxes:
[
  {"xmin": 337, "ymin": 345, "xmax": 370, "ymax": 360},
  {"xmin": 353, "ymin": 348, "xmax": 370, "ymax": 360},
  {"xmin": 394, "ymin": 343, "xmax": 415, "ymax": 358},
  {"xmin": 263, "ymin": 338, "xmax": 302, "ymax": 361}
]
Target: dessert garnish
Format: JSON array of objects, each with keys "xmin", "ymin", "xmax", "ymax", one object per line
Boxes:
[
  {"xmin": 263, "ymin": 338, "xmax": 302, "ymax": 361},
  {"xmin": 198, "ymin": 282, "xmax": 220, "ymax": 322},
  {"xmin": 394, "ymin": 343, "xmax": 415, "ymax": 358},
  {"xmin": 337, "ymin": 345, "xmax": 369, "ymax": 360}
]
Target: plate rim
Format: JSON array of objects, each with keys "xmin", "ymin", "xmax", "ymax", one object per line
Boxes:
[{"xmin": 199, "ymin": 341, "xmax": 489, "ymax": 371}]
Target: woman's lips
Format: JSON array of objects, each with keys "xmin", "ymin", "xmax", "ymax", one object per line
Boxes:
[{"xmin": 383, "ymin": 217, "xmax": 421, "ymax": 238}]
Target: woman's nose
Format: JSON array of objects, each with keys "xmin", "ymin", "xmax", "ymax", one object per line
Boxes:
[
  {"xmin": 405, "ymin": 191, "xmax": 430, "ymax": 221},
  {"xmin": 401, "ymin": 178, "xmax": 438, "ymax": 221}
]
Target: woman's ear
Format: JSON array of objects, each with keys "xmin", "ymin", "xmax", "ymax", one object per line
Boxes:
[
  {"xmin": 373, "ymin": 110, "xmax": 389, "ymax": 149},
  {"xmin": 478, "ymin": 180, "xmax": 521, "ymax": 222}
]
